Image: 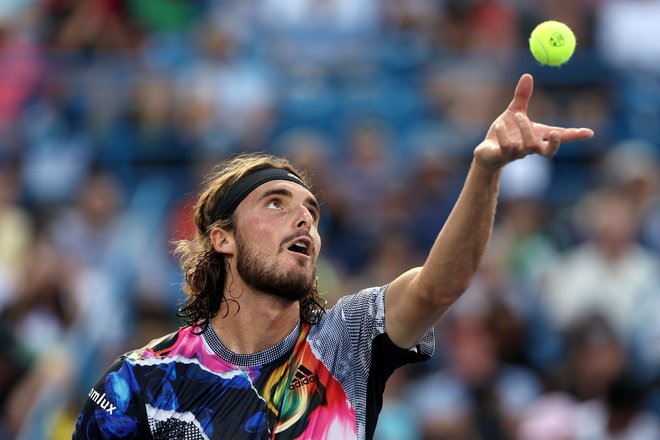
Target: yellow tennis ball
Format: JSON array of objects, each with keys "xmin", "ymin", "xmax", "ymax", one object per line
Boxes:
[{"xmin": 529, "ymin": 21, "xmax": 576, "ymax": 66}]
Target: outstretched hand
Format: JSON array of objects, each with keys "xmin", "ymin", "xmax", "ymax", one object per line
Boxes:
[{"xmin": 474, "ymin": 73, "xmax": 594, "ymax": 171}]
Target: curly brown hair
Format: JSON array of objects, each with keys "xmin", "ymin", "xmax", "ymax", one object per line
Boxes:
[{"xmin": 174, "ymin": 153, "xmax": 326, "ymax": 333}]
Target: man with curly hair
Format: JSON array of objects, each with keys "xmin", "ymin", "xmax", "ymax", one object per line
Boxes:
[{"xmin": 73, "ymin": 74, "xmax": 593, "ymax": 439}]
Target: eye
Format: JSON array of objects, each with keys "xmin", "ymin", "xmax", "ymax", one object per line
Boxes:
[
  {"xmin": 308, "ymin": 207, "xmax": 320, "ymax": 223},
  {"xmin": 267, "ymin": 199, "xmax": 282, "ymax": 210}
]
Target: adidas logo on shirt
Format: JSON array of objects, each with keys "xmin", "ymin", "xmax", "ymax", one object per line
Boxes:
[{"xmin": 289, "ymin": 365, "xmax": 318, "ymax": 390}]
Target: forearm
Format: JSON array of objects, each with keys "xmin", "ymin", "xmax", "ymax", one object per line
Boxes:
[
  {"xmin": 416, "ymin": 158, "xmax": 501, "ymax": 304},
  {"xmin": 385, "ymin": 158, "xmax": 501, "ymax": 348}
]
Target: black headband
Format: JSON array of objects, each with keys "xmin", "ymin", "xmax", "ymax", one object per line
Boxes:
[{"xmin": 210, "ymin": 167, "xmax": 308, "ymax": 222}]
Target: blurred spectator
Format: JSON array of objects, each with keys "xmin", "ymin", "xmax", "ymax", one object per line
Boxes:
[
  {"xmin": 44, "ymin": 0, "xmax": 141, "ymax": 55},
  {"xmin": 375, "ymin": 368, "xmax": 421, "ymax": 440},
  {"xmin": 416, "ymin": 58, "xmax": 510, "ymax": 156},
  {"xmin": 596, "ymin": 0, "xmax": 660, "ymax": 73},
  {"xmin": 0, "ymin": 320, "xmax": 30, "ymax": 438},
  {"xmin": 119, "ymin": 69, "xmax": 190, "ymax": 163},
  {"xmin": 573, "ymin": 373, "xmax": 660, "ymax": 439},
  {"xmin": 175, "ymin": 22, "xmax": 276, "ymax": 155},
  {"xmin": 0, "ymin": 18, "xmax": 43, "ymax": 131},
  {"xmin": 541, "ymin": 189, "xmax": 660, "ymax": 372},
  {"xmin": 0, "ymin": 159, "xmax": 33, "ymax": 310},
  {"xmin": 256, "ymin": 0, "xmax": 381, "ymax": 65},
  {"xmin": 126, "ymin": 0, "xmax": 205, "ymax": 34},
  {"xmin": 331, "ymin": 118, "xmax": 398, "ymax": 273},
  {"xmin": 465, "ymin": 0, "xmax": 520, "ymax": 51},
  {"xmin": 422, "ymin": 0, "xmax": 519, "ymax": 52},
  {"xmin": 381, "ymin": 0, "xmax": 441, "ymax": 36},
  {"xmin": 497, "ymin": 155, "xmax": 558, "ymax": 281},
  {"xmin": 518, "ymin": 375, "xmax": 660, "ymax": 440},
  {"xmin": 18, "ymin": 71, "xmax": 94, "ymax": 206},
  {"xmin": 408, "ymin": 313, "xmax": 542, "ymax": 439},
  {"xmin": 554, "ymin": 318, "xmax": 660, "ymax": 438},
  {"xmin": 1, "ymin": 232, "xmax": 78, "ymax": 357},
  {"xmin": 403, "ymin": 146, "xmax": 463, "ymax": 254},
  {"xmin": 517, "ymin": 392, "xmax": 579, "ymax": 440},
  {"xmin": 350, "ymin": 230, "xmax": 425, "ymax": 295},
  {"xmin": 599, "ymin": 139, "xmax": 660, "ymax": 253},
  {"xmin": 557, "ymin": 315, "xmax": 629, "ymax": 403},
  {"xmin": 49, "ymin": 170, "xmax": 124, "ymax": 269}
]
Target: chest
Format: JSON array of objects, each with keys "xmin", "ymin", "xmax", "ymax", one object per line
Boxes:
[{"xmin": 136, "ymin": 352, "xmax": 356, "ymax": 439}]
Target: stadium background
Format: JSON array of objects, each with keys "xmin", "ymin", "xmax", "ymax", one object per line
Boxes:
[{"xmin": 1, "ymin": 0, "xmax": 660, "ymax": 438}]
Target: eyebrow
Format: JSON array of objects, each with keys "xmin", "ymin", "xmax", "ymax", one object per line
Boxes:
[{"xmin": 260, "ymin": 188, "xmax": 321, "ymax": 217}]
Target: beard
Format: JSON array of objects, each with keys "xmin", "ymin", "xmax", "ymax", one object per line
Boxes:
[{"xmin": 234, "ymin": 228, "xmax": 315, "ymax": 301}]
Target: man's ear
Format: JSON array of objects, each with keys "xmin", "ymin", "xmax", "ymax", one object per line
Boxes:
[{"xmin": 210, "ymin": 228, "xmax": 235, "ymax": 255}]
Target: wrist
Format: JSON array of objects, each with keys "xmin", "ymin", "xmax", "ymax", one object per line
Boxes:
[{"xmin": 470, "ymin": 158, "xmax": 503, "ymax": 183}]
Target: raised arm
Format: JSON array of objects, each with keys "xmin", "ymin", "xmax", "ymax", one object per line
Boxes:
[{"xmin": 384, "ymin": 73, "xmax": 594, "ymax": 349}]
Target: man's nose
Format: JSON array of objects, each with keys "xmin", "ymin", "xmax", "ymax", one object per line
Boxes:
[{"xmin": 296, "ymin": 207, "xmax": 313, "ymax": 229}]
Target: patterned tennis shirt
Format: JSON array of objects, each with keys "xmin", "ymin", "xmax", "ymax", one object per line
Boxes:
[{"xmin": 73, "ymin": 285, "xmax": 434, "ymax": 439}]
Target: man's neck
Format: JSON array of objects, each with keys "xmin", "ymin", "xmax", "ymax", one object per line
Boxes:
[{"xmin": 211, "ymin": 285, "xmax": 301, "ymax": 355}]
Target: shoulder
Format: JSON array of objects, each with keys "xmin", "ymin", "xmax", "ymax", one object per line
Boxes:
[
  {"xmin": 124, "ymin": 326, "xmax": 201, "ymax": 362},
  {"xmin": 313, "ymin": 286, "xmax": 387, "ymax": 331},
  {"xmin": 308, "ymin": 285, "xmax": 389, "ymax": 348},
  {"xmin": 329, "ymin": 285, "xmax": 388, "ymax": 316}
]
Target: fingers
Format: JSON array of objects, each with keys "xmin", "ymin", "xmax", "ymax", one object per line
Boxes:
[
  {"xmin": 493, "ymin": 109, "xmax": 594, "ymax": 163},
  {"xmin": 534, "ymin": 124, "xmax": 595, "ymax": 141},
  {"xmin": 545, "ymin": 131, "xmax": 561, "ymax": 157},
  {"xmin": 495, "ymin": 113, "xmax": 537, "ymax": 160},
  {"xmin": 495, "ymin": 121, "xmax": 518, "ymax": 160},
  {"xmin": 514, "ymin": 113, "xmax": 540, "ymax": 155},
  {"xmin": 507, "ymin": 73, "xmax": 534, "ymax": 114},
  {"xmin": 499, "ymin": 113, "xmax": 561, "ymax": 159},
  {"xmin": 559, "ymin": 127, "xmax": 594, "ymax": 142}
]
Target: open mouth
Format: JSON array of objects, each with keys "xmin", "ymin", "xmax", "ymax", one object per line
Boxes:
[{"xmin": 287, "ymin": 238, "xmax": 312, "ymax": 257}]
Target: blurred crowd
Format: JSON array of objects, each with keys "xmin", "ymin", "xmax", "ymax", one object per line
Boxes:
[{"xmin": 1, "ymin": 0, "xmax": 660, "ymax": 439}]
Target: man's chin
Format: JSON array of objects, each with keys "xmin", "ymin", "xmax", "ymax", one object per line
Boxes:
[
  {"xmin": 238, "ymin": 270, "xmax": 307, "ymax": 300},
  {"xmin": 268, "ymin": 277, "xmax": 314, "ymax": 302},
  {"xmin": 237, "ymin": 254, "xmax": 315, "ymax": 302},
  {"xmin": 270, "ymin": 290, "xmax": 308, "ymax": 302}
]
